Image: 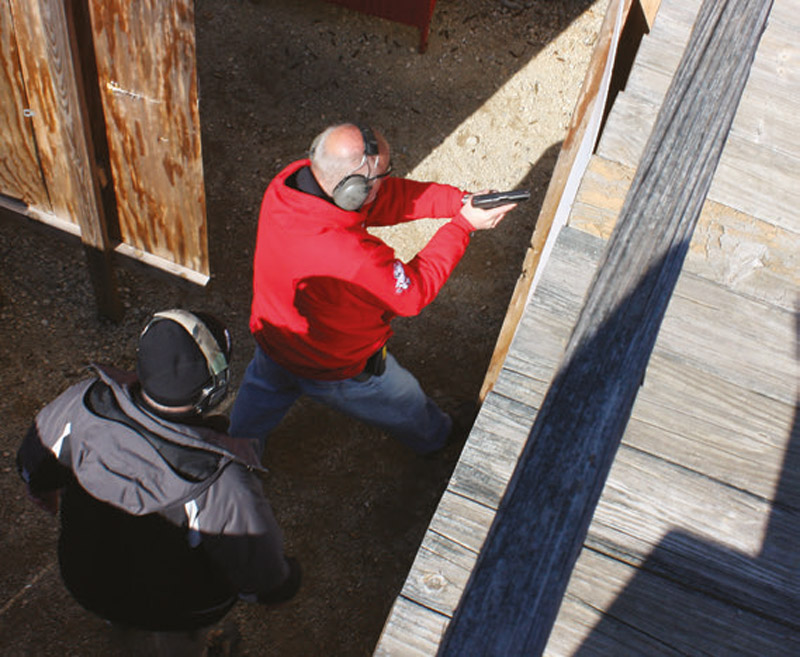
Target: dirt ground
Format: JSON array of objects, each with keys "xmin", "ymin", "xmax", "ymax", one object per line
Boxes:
[{"xmin": 0, "ymin": 0, "xmax": 605, "ymax": 655}]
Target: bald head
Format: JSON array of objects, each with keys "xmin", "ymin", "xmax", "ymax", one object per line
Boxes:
[{"xmin": 309, "ymin": 123, "xmax": 390, "ymax": 197}]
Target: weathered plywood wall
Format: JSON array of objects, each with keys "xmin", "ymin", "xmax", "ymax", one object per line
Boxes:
[
  {"xmin": 0, "ymin": 1, "xmax": 49, "ymax": 209},
  {"xmin": 89, "ymin": 0, "xmax": 208, "ymax": 279},
  {"xmin": 7, "ymin": 0, "xmax": 104, "ymax": 244},
  {"xmin": 1, "ymin": 0, "xmax": 209, "ymax": 304}
]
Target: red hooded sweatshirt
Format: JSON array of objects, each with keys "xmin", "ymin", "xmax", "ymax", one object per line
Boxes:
[{"xmin": 249, "ymin": 159, "xmax": 473, "ymax": 380}]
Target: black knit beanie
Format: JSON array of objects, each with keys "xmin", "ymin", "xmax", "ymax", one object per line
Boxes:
[{"xmin": 136, "ymin": 317, "xmax": 211, "ymax": 408}]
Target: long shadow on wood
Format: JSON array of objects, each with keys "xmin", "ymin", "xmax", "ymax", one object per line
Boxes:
[
  {"xmin": 438, "ymin": 0, "xmax": 775, "ymax": 654},
  {"xmin": 573, "ymin": 352, "xmax": 800, "ymax": 656}
]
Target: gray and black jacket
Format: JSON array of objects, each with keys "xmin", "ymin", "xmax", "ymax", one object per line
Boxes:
[{"xmin": 17, "ymin": 364, "xmax": 291, "ymax": 630}]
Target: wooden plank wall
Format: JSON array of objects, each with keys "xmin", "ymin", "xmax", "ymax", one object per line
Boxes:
[
  {"xmin": 0, "ymin": 2, "xmax": 49, "ymax": 209},
  {"xmin": 7, "ymin": 0, "xmax": 105, "ymax": 247},
  {"xmin": 1, "ymin": 0, "xmax": 209, "ymax": 297},
  {"xmin": 89, "ymin": 0, "xmax": 209, "ymax": 281}
]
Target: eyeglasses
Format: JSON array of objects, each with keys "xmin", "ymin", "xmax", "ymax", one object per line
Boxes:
[{"xmin": 366, "ymin": 162, "xmax": 393, "ymax": 184}]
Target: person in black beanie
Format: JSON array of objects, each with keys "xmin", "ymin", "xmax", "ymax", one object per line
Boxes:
[{"xmin": 17, "ymin": 309, "xmax": 300, "ymax": 641}]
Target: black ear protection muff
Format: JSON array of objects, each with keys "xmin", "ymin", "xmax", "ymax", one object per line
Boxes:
[
  {"xmin": 331, "ymin": 124, "xmax": 380, "ymax": 211},
  {"xmin": 149, "ymin": 309, "xmax": 231, "ymax": 413}
]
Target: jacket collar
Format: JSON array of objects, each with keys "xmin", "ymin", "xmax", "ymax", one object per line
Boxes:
[
  {"xmin": 270, "ymin": 159, "xmax": 367, "ymax": 229},
  {"xmin": 92, "ymin": 364, "xmax": 266, "ymax": 472}
]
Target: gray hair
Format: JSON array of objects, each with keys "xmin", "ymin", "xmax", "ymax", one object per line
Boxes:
[{"xmin": 309, "ymin": 124, "xmax": 367, "ymax": 191}]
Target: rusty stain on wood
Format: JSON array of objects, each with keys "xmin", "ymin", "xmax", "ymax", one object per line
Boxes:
[
  {"xmin": 88, "ymin": 0, "xmax": 208, "ymax": 276},
  {"xmin": 0, "ymin": 2, "xmax": 50, "ymax": 208},
  {"xmin": 8, "ymin": 0, "xmax": 105, "ymax": 247}
]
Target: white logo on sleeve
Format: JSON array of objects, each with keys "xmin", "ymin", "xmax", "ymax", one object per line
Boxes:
[{"xmin": 393, "ymin": 260, "xmax": 411, "ymax": 294}]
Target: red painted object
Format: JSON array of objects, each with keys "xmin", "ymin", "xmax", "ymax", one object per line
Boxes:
[{"xmin": 323, "ymin": 0, "xmax": 438, "ymax": 52}]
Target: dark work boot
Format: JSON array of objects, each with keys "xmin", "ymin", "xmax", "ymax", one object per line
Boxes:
[
  {"xmin": 422, "ymin": 399, "xmax": 479, "ymax": 458},
  {"xmin": 446, "ymin": 400, "xmax": 479, "ymax": 447},
  {"xmin": 259, "ymin": 556, "xmax": 302, "ymax": 605}
]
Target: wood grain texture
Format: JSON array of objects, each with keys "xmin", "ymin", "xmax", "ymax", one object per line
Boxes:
[
  {"xmin": 602, "ymin": 95, "xmax": 800, "ymax": 235},
  {"xmin": 448, "ymin": 395, "xmax": 537, "ymax": 509},
  {"xmin": 546, "ymin": 547, "xmax": 800, "ymax": 657},
  {"xmin": 88, "ymin": 0, "xmax": 209, "ymax": 276},
  {"xmin": 9, "ymin": 0, "xmax": 102, "ymax": 242},
  {"xmin": 0, "ymin": 2, "xmax": 49, "ymax": 207},
  {"xmin": 544, "ymin": 587, "xmax": 686, "ymax": 657},
  {"xmin": 588, "ymin": 448, "xmax": 799, "ymax": 621},
  {"xmin": 439, "ymin": 0, "xmax": 774, "ymax": 652},
  {"xmin": 569, "ymin": 156, "xmax": 800, "ymax": 311},
  {"xmin": 376, "ymin": 0, "xmax": 798, "ymax": 653},
  {"xmin": 504, "ymin": 227, "xmax": 797, "ymax": 497},
  {"xmin": 384, "ymin": 221, "xmax": 799, "ymax": 655},
  {"xmin": 427, "ymin": 490, "xmax": 496, "ymax": 554},
  {"xmin": 374, "ymin": 596, "xmax": 448, "ymax": 657},
  {"xmin": 400, "ymin": 530, "xmax": 476, "ymax": 616},
  {"xmin": 596, "ymin": 0, "xmax": 800, "ymax": 232}
]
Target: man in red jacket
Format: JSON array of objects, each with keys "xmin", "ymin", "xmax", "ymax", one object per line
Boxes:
[{"xmin": 230, "ymin": 122, "xmax": 516, "ymax": 456}]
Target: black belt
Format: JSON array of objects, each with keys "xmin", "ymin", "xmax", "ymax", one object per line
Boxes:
[{"xmin": 353, "ymin": 346, "xmax": 387, "ymax": 382}]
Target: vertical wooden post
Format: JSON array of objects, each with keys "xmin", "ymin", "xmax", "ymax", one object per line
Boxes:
[
  {"xmin": 65, "ymin": 0, "xmax": 123, "ymax": 321},
  {"xmin": 439, "ymin": 0, "xmax": 773, "ymax": 654}
]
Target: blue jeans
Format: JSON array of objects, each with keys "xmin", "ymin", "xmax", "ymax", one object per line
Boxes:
[{"xmin": 229, "ymin": 345, "xmax": 452, "ymax": 455}]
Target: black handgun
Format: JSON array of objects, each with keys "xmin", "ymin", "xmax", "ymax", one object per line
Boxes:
[{"xmin": 471, "ymin": 189, "xmax": 531, "ymax": 209}]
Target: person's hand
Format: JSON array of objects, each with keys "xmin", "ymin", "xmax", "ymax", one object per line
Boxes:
[{"xmin": 460, "ymin": 190, "xmax": 517, "ymax": 231}]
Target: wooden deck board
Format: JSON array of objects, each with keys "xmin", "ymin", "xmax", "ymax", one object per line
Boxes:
[
  {"xmin": 590, "ymin": 447, "xmax": 797, "ymax": 613},
  {"xmin": 597, "ymin": 0, "xmax": 800, "ymax": 232},
  {"xmin": 497, "ymin": 351, "xmax": 796, "ymax": 506},
  {"xmin": 375, "ymin": 0, "xmax": 799, "ymax": 652},
  {"xmin": 569, "ymin": 156, "xmax": 799, "ymax": 311},
  {"xmin": 507, "ymin": 228, "xmax": 796, "ymax": 405},
  {"xmin": 421, "ymin": 429, "xmax": 800, "ymax": 644},
  {"xmin": 626, "ymin": 59, "xmax": 800, "ymax": 164},
  {"xmin": 657, "ymin": 274, "xmax": 796, "ymax": 404},
  {"xmin": 374, "ymin": 596, "xmax": 447, "ymax": 657},
  {"xmin": 598, "ymin": 88, "xmax": 800, "ymax": 233},
  {"xmin": 498, "ymin": 226, "xmax": 797, "ymax": 498},
  {"xmin": 619, "ymin": 354, "xmax": 796, "ymax": 501},
  {"xmin": 546, "ymin": 587, "xmax": 686, "ymax": 657},
  {"xmin": 378, "ymin": 222, "xmax": 799, "ymax": 652},
  {"xmin": 400, "ymin": 531, "xmax": 474, "ymax": 617},
  {"xmin": 447, "ymin": 396, "xmax": 534, "ymax": 509},
  {"xmin": 548, "ymin": 547, "xmax": 800, "ymax": 657},
  {"xmin": 426, "ymin": 490, "xmax": 495, "ymax": 554}
]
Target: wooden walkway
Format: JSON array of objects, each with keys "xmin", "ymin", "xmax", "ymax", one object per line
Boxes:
[{"xmin": 375, "ymin": 0, "xmax": 798, "ymax": 654}]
